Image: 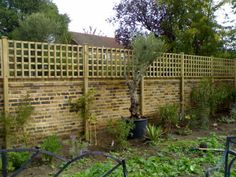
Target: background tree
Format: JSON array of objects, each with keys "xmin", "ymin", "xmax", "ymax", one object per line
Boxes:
[
  {"xmin": 110, "ymin": 0, "xmax": 228, "ymax": 56},
  {"xmin": 215, "ymin": 0, "xmax": 236, "ymax": 58},
  {"xmin": 83, "ymin": 26, "xmax": 104, "ymax": 36},
  {"xmin": 0, "ymin": 0, "xmax": 70, "ymax": 43}
]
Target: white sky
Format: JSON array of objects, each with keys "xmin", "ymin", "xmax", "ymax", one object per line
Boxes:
[
  {"xmin": 52, "ymin": 0, "xmax": 120, "ymax": 37},
  {"xmin": 53, "ymin": 0, "xmax": 236, "ymax": 37}
]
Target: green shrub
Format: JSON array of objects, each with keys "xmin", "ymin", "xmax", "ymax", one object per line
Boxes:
[
  {"xmin": 41, "ymin": 135, "xmax": 61, "ymax": 163},
  {"xmin": 0, "ymin": 152, "xmax": 29, "ymax": 172},
  {"xmin": 211, "ymin": 83, "xmax": 235, "ymax": 115},
  {"xmin": 191, "ymin": 78, "xmax": 235, "ymax": 128},
  {"xmin": 69, "ymin": 136, "xmax": 88, "ymax": 158},
  {"xmin": 159, "ymin": 103, "xmax": 179, "ymax": 134},
  {"xmin": 220, "ymin": 108, "xmax": 236, "ymax": 124},
  {"xmin": 146, "ymin": 124, "xmax": 162, "ymax": 145},
  {"xmin": 191, "ymin": 78, "xmax": 214, "ymax": 128},
  {"xmin": 0, "ymin": 94, "xmax": 34, "ymax": 146},
  {"xmin": 108, "ymin": 119, "xmax": 134, "ymax": 149}
]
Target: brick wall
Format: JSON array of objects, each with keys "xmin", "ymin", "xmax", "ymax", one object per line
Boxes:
[
  {"xmin": 0, "ymin": 78, "xmax": 234, "ymax": 146},
  {"xmin": 8, "ymin": 79, "xmax": 84, "ymax": 143},
  {"xmin": 143, "ymin": 79, "xmax": 181, "ymax": 117}
]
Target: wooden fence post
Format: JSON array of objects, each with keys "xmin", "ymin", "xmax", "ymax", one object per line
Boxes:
[
  {"xmin": 83, "ymin": 44, "xmax": 89, "ymax": 141},
  {"xmin": 1, "ymin": 36, "xmax": 9, "ymax": 177},
  {"xmin": 1, "ymin": 37, "xmax": 9, "ymax": 149},
  {"xmin": 234, "ymin": 60, "xmax": 236, "ymax": 89},
  {"xmin": 140, "ymin": 76, "xmax": 144, "ymax": 116},
  {"xmin": 83, "ymin": 44, "xmax": 89, "ymax": 93},
  {"xmin": 211, "ymin": 56, "xmax": 214, "ymax": 84},
  {"xmin": 180, "ymin": 52, "xmax": 185, "ymax": 115}
]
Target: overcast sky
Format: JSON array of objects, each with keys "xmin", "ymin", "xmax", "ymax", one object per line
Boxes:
[
  {"xmin": 52, "ymin": 0, "xmax": 236, "ymax": 37},
  {"xmin": 52, "ymin": 0, "xmax": 120, "ymax": 37}
]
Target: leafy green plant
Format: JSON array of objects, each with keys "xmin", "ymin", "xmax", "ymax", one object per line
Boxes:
[
  {"xmin": 66, "ymin": 134, "xmax": 229, "ymax": 177},
  {"xmin": 229, "ymin": 107, "xmax": 236, "ymax": 119},
  {"xmin": 70, "ymin": 89, "xmax": 96, "ymax": 120},
  {"xmin": 211, "ymin": 83, "xmax": 235, "ymax": 115},
  {"xmin": 0, "ymin": 94, "xmax": 34, "ymax": 147},
  {"xmin": 41, "ymin": 135, "xmax": 61, "ymax": 163},
  {"xmin": 191, "ymin": 79, "xmax": 235, "ymax": 128},
  {"xmin": 146, "ymin": 124, "xmax": 162, "ymax": 146},
  {"xmin": 108, "ymin": 119, "xmax": 134, "ymax": 149},
  {"xmin": 191, "ymin": 78, "xmax": 213, "ymax": 128},
  {"xmin": 69, "ymin": 135, "xmax": 88, "ymax": 158},
  {"xmin": 219, "ymin": 108, "xmax": 236, "ymax": 124},
  {"xmin": 159, "ymin": 103, "xmax": 179, "ymax": 134},
  {"xmin": 0, "ymin": 152, "xmax": 29, "ymax": 172}
]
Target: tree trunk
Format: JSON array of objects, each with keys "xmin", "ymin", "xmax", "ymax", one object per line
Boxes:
[{"xmin": 128, "ymin": 81, "xmax": 140, "ymax": 118}]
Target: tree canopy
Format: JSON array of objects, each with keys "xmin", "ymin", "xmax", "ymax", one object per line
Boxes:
[
  {"xmin": 0, "ymin": 0, "xmax": 70, "ymax": 43},
  {"xmin": 110, "ymin": 0, "xmax": 234, "ymax": 56}
]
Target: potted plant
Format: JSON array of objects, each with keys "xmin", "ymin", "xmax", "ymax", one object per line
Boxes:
[{"xmin": 125, "ymin": 33, "xmax": 165, "ymax": 138}]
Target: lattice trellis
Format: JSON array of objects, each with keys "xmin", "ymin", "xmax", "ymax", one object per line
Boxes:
[
  {"xmin": 0, "ymin": 40, "xmax": 2, "ymax": 77},
  {"xmin": 87, "ymin": 46, "xmax": 132, "ymax": 78},
  {"xmin": 213, "ymin": 57, "xmax": 235, "ymax": 78},
  {"xmin": 146, "ymin": 53, "xmax": 182, "ymax": 78},
  {"xmin": 0, "ymin": 39, "xmax": 234, "ymax": 79},
  {"xmin": 184, "ymin": 54, "xmax": 213, "ymax": 77},
  {"xmin": 8, "ymin": 40, "xmax": 84, "ymax": 78}
]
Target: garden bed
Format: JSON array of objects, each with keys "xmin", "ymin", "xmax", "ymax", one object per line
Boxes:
[{"xmin": 6, "ymin": 121, "xmax": 236, "ymax": 177}]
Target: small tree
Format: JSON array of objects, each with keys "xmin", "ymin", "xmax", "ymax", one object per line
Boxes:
[{"xmin": 127, "ymin": 33, "xmax": 165, "ymax": 118}]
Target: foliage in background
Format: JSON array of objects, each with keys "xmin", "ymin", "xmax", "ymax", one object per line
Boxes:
[
  {"xmin": 0, "ymin": 0, "xmax": 70, "ymax": 43},
  {"xmin": 127, "ymin": 33, "xmax": 165, "ymax": 118},
  {"xmin": 146, "ymin": 124, "xmax": 163, "ymax": 146},
  {"xmin": 41, "ymin": 135, "xmax": 62, "ymax": 163},
  {"xmin": 110, "ymin": 0, "xmax": 231, "ymax": 56},
  {"xmin": 159, "ymin": 103, "xmax": 179, "ymax": 134},
  {"xmin": 108, "ymin": 119, "xmax": 134, "ymax": 149}
]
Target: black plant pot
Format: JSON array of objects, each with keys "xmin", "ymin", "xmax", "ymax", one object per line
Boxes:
[{"xmin": 128, "ymin": 118, "xmax": 148, "ymax": 139}]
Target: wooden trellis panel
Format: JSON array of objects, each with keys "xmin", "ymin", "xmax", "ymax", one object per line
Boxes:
[
  {"xmin": 0, "ymin": 39, "xmax": 233, "ymax": 79},
  {"xmin": 213, "ymin": 57, "xmax": 234, "ymax": 78},
  {"xmin": 8, "ymin": 40, "xmax": 84, "ymax": 78},
  {"xmin": 146, "ymin": 53, "xmax": 182, "ymax": 78},
  {"xmin": 87, "ymin": 46, "xmax": 132, "ymax": 78},
  {"xmin": 184, "ymin": 54, "xmax": 212, "ymax": 77}
]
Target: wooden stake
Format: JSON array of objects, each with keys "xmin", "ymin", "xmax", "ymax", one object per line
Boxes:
[
  {"xmin": 140, "ymin": 76, "xmax": 145, "ymax": 116},
  {"xmin": 2, "ymin": 37, "xmax": 9, "ymax": 149},
  {"xmin": 180, "ymin": 52, "xmax": 185, "ymax": 115},
  {"xmin": 83, "ymin": 44, "xmax": 89, "ymax": 141}
]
